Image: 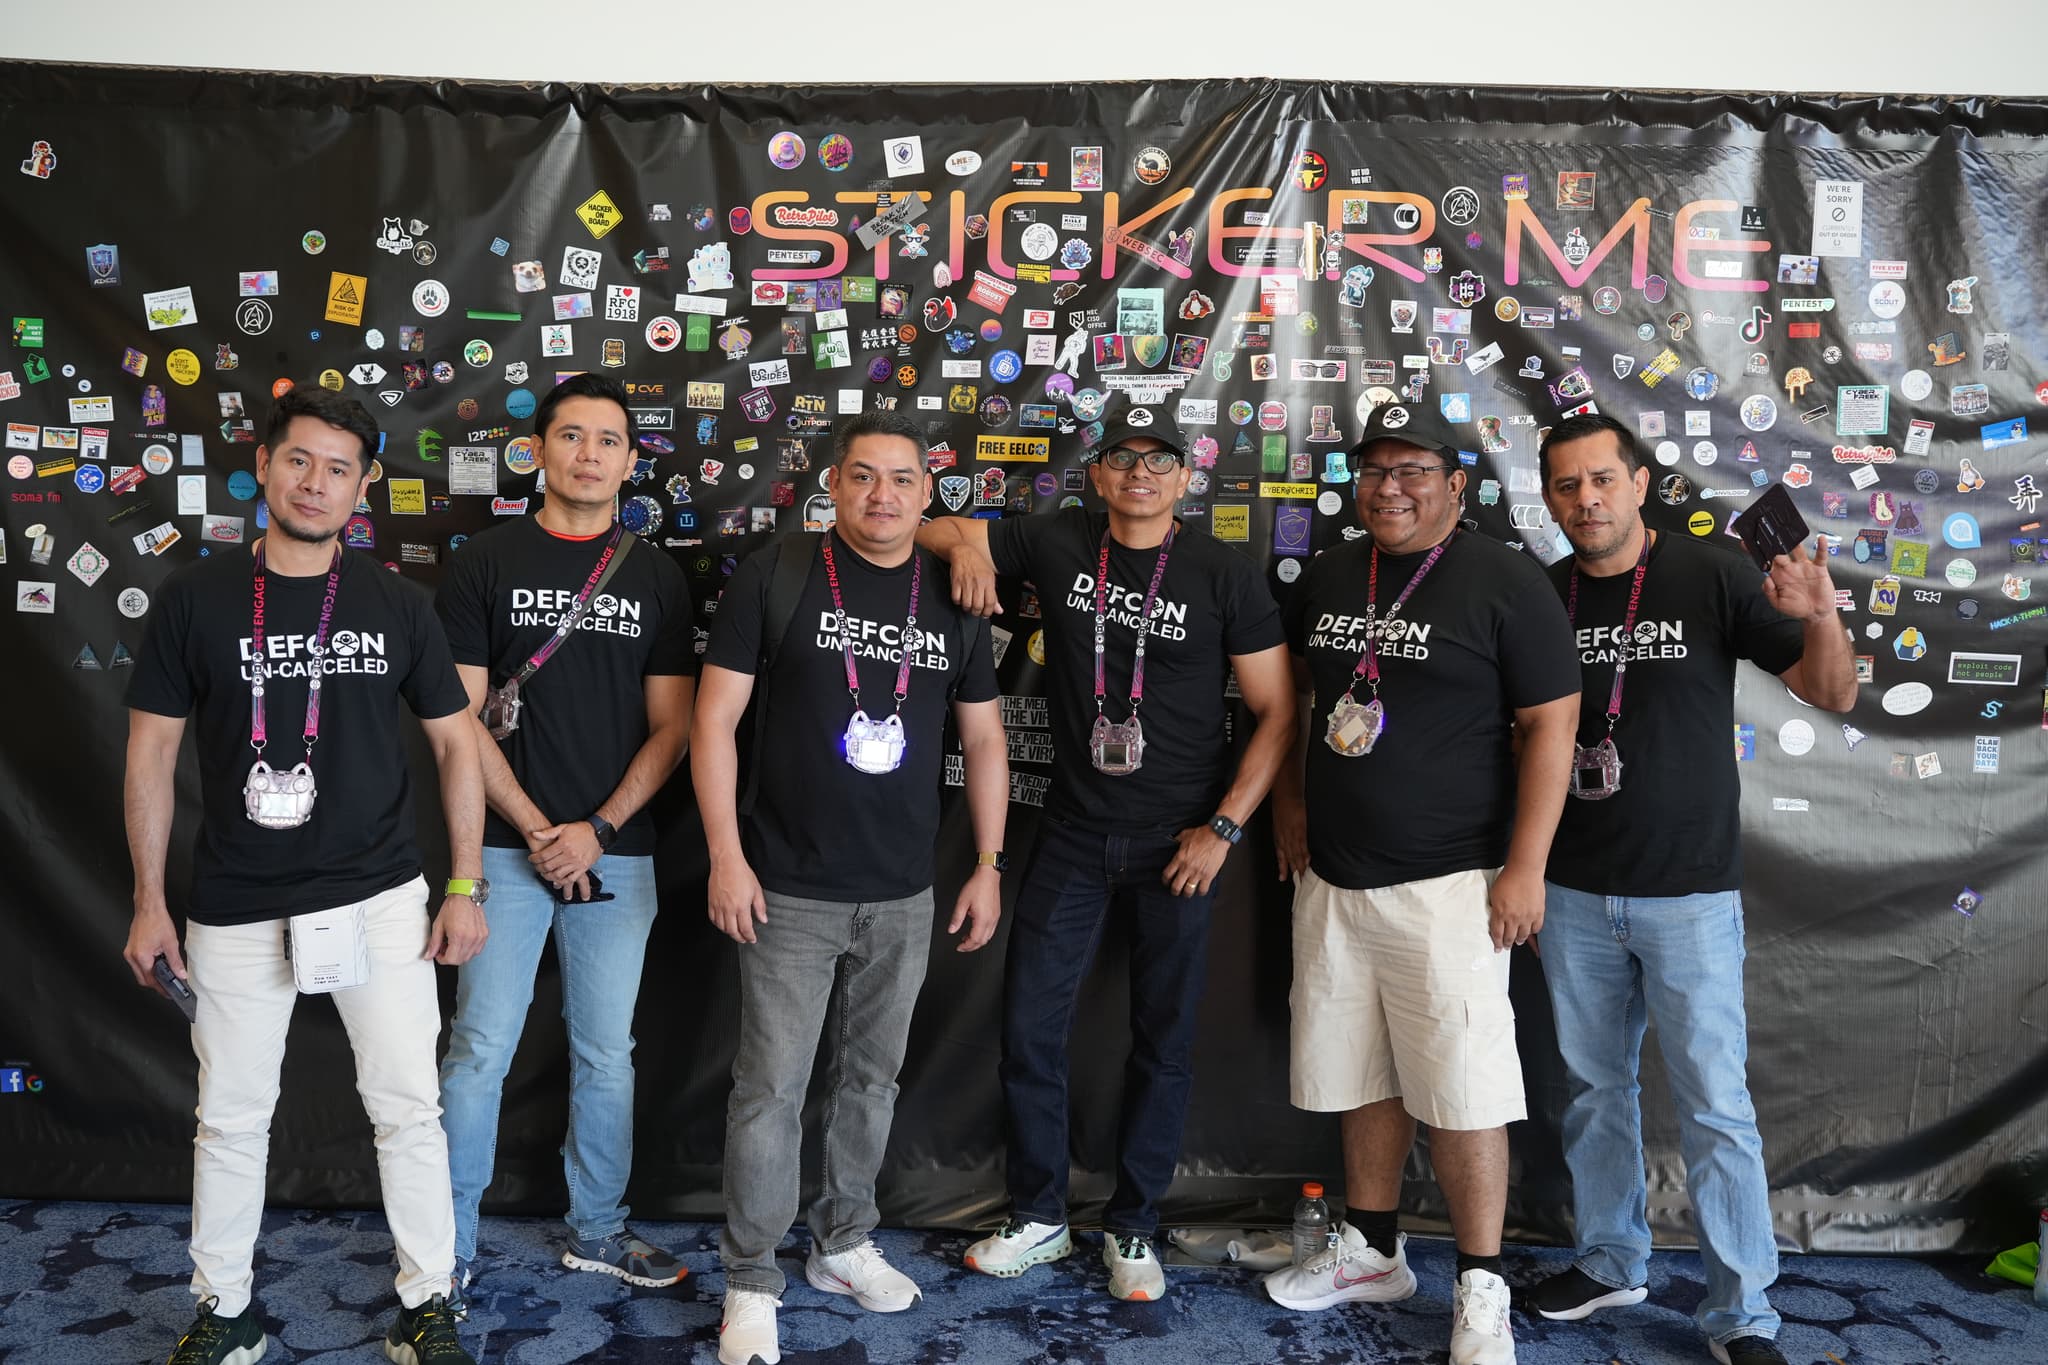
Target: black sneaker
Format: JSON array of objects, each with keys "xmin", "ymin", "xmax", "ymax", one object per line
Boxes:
[
  {"xmin": 382, "ymin": 1294, "xmax": 474, "ymax": 1364},
  {"xmin": 1524, "ymin": 1266, "xmax": 1649, "ymax": 1321},
  {"xmin": 167, "ymin": 1298, "xmax": 267, "ymax": 1365},
  {"xmin": 1711, "ymin": 1336, "xmax": 1789, "ymax": 1365},
  {"xmin": 562, "ymin": 1227, "xmax": 687, "ymax": 1287}
]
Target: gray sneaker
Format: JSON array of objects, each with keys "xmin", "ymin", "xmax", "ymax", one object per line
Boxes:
[{"xmin": 561, "ymin": 1228, "xmax": 687, "ymax": 1287}]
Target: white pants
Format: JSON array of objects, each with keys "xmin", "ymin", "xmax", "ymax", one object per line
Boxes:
[{"xmin": 185, "ymin": 876, "xmax": 454, "ymax": 1316}]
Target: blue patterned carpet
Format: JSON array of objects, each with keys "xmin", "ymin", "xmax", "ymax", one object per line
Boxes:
[{"xmin": 3, "ymin": 1201, "xmax": 2043, "ymax": 1363}]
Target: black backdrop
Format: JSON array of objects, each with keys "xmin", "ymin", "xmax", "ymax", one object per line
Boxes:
[{"xmin": 2, "ymin": 65, "xmax": 2045, "ymax": 1255}]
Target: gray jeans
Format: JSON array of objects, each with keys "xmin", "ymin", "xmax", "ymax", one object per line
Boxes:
[{"xmin": 721, "ymin": 887, "xmax": 934, "ymax": 1295}]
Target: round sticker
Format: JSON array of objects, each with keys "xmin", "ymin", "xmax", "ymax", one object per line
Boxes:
[
  {"xmin": 1071, "ymin": 388, "xmax": 1105, "ymax": 421},
  {"xmin": 1229, "ymin": 400, "xmax": 1254, "ymax": 426},
  {"xmin": 979, "ymin": 395, "xmax": 1012, "ymax": 426},
  {"xmin": 464, "ymin": 339, "xmax": 493, "ymax": 367},
  {"xmin": 1026, "ymin": 630, "xmax": 1046, "ymax": 667},
  {"xmin": 1693, "ymin": 441, "xmax": 1718, "ymax": 467},
  {"xmin": 165, "ymin": 350, "xmax": 201, "ymax": 386},
  {"xmin": 945, "ymin": 150, "xmax": 982, "ymax": 176},
  {"xmin": 621, "ymin": 495, "xmax": 664, "ymax": 535},
  {"xmin": 236, "ymin": 299, "xmax": 273, "ymax": 335},
  {"xmin": 1655, "ymin": 441, "xmax": 1681, "ymax": 467},
  {"xmin": 141, "ymin": 444, "xmax": 174, "ymax": 475},
  {"xmin": 1659, "ymin": 473, "xmax": 1693, "ymax": 504},
  {"xmin": 866, "ymin": 356, "xmax": 894, "ymax": 384},
  {"xmin": 503, "ymin": 436, "xmax": 538, "ymax": 476},
  {"xmin": 117, "ymin": 587, "xmax": 150, "ymax": 618},
  {"xmin": 1946, "ymin": 558, "xmax": 1978, "ymax": 587},
  {"xmin": 432, "ymin": 361, "xmax": 455, "ymax": 384},
  {"xmin": 1687, "ymin": 509, "xmax": 1715, "ymax": 536},
  {"xmin": 1034, "ymin": 472, "xmax": 1058, "ymax": 496},
  {"xmin": 1593, "ymin": 286, "xmax": 1622, "ymax": 315},
  {"xmin": 506, "ymin": 387, "xmax": 537, "ymax": 420},
  {"xmin": 979, "ymin": 319, "xmax": 1004, "ymax": 343},
  {"xmin": 1134, "ymin": 146, "xmax": 1171, "ymax": 185},
  {"xmin": 1740, "ymin": 395, "xmax": 1777, "ymax": 431},
  {"xmin": 737, "ymin": 464, "xmax": 754, "ymax": 481},
  {"xmin": 228, "ymin": 469, "xmax": 259, "ymax": 501},
  {"xmin": 302, "ymin": 229, "xmax": 327, "ymax": 254},
  {"xmin": 1869, "ymin": 281, "xmax": 1906, "ymax": 319},
  {"xmin": 412, "ymin": 280, "xmax": 449, "ymax": 317},
  {"xmin": 1317, "ymin": 490, "xmax": 1342, "ymax": 515},
  {"xmin": 1277, "ymin": 557, "xmax": 1302, "ymax": 583},
  {"xmin": 1257, "ymin": 401, "xmax": 1288, "ymax": 431},
  {"xmin": 1957, "ymin": 597, "xmax": 1980, "ymax": 620},
  {"xmin": 1881, "ymin": 682, "xmax": 1933, "ymax": 716},
  {"xmin": 1901, "ymin": 369, "xmax": 1933, "ymax": 401},
  {"xmin": 6, "ymin": 454, "xmax": 31, "ymax": 480},
  {"xmin": 816, "ymin": 134, "xmax": 853, "ymax": 172},
  {"xmin": 989, "ymin": 349, "xmax": 1023, "ymax": 383},
  {"xmin": 366, "ymin": 328, "xmax": 386, "ymax": 350},
  {"xmin": 1778, "ymin": 719, "xmax": 1816, "ymax": 756},
  {"xmin": 645, "ymin": 317, "xmax": 681, "ymax": 352},
  {"xmin": 768, "ymin": 131, "xmax": 806, "ymax": 170},
  {"xmin": 1020, "ymin": 223, "xmax": 1058, "ymax": 261}
]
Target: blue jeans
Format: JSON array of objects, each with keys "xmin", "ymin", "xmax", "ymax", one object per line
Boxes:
[
  {"xmin": 1539, "ymin": 883, "xmax": 1782, "ymax": 1345},
  {"xmin": 1000, "ymin": 816, "xmax": 1215, "ymax": 1238},
  {"xmin": 721, "ymin": 888, "xmax": 933, "ymax": 1297},
  {"xmin": 439, "ymin": 845, "xmax": 659, "ymax": 1261}
]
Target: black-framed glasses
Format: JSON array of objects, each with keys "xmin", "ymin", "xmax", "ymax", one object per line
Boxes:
[
  {"xmin": 1101, "ymin": 447, "xmax": 1183, "ymax": 473},
  {"xmin": 1356, "ymin": 463, "xmax": 1454, "ymax": 487}
]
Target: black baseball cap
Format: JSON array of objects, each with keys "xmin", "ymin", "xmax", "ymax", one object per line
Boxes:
[
  {"xmin": 1350, "ymin": 401, "xmax": 1461, "ymax": 465},
  {"xmin": 1091, "ymin": 402, "xmax": 1188, "ymax": 461}
]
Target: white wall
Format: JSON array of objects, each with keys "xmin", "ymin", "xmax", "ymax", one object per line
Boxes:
[{"xmin": 5, "ymin": 0, "xmax": 2044, "ymax": 98}]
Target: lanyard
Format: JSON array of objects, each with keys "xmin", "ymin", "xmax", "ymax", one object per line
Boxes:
[
  {"xmin": 820, "ymin": 535, "xmax": 922, "ymax": 714},
  {"xmin": 1343, "ymin": 532, "xmax": 1453, "ymax": 701},
  {"xmin": 249, "ymin": 541, "xmax": 343, "ymax": 760},
  {"xmin": 514, "ymin": 521, "xmax": 625, "ymax": 682},
  {"xmin": 1093, "ymin": 525, "xmax": 1177, "ymax": 716},
  {"xmin": 1567, "ymin": 532, "xmax": 1653, "ymax": 734}
]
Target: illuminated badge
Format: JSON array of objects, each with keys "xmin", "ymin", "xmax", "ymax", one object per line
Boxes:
[
  {"xmin": 843, "ymin": 710, "xmax": 907, "ymax": 775},
  {"xmin": 1325, "ymin": 693, "xmax": 1385, "ymax": 757}
]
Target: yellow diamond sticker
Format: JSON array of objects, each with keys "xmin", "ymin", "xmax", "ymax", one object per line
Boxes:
[{"xmin": 576, "ymin": 190, "xmax": 623, "ymax": 239}]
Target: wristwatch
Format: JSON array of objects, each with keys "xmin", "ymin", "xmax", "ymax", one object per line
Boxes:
[
  {"xmin": 976, "ymin": 851, "xmax": 1009, "ymax": 873},
  {"xmin": 445, "ymin": 877, "xmax": 491, "ymax": 905},
  {"xmin": 1208, "ymin": 814, "xmax": 1244, "ymax": 846},
  {"xmin": 588, "ymin": 815, "xmax": 617, "ymax": 851}
]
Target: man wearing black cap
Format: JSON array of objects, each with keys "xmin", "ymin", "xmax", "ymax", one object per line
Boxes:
[
  {"xmin": 918, "ymin": 404, "xmax": 1297, "ymax": 1302},
  {"xmin": 1262, "ymin": 402, "xmax": 1579, "ymax": 1365}
]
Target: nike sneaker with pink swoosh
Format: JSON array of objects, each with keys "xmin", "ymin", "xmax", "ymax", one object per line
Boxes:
[{"xmin": 1263, "ymin": 1225, "xmax": 1417, "ymax": 1311}]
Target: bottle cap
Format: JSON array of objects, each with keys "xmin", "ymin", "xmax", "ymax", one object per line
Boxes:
[{"xmin": 1303, "ymin": 1182, "xmax": 1324, "ymax": 1198}]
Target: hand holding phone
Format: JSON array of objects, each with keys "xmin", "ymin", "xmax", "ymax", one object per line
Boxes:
[{"xmin": 153, "ymin": 953, "xmax": 198, "ymax": 1023}]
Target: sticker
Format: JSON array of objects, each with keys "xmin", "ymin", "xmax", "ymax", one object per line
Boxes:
[
  {"xmin": 143, "ymin": 286, "xmax": 197, "ymax": 331},
  {"xmin": 575, "ymin": 190, "xmax": 623, "ymax": 238},
  {"xmin": 767, "ymin": 131, "xmax": 806, "ymax": 170},
  {"xmin": 325, "ymin": 272, "xmax": 367, "ymax": 326},
  {"xmin": 1778, "ymin": 719, "xmax": 1815, "ymax": 756},
  {"xmin": 1880, "ymin": 681, "xmax": 1932, "ymax": 716}
]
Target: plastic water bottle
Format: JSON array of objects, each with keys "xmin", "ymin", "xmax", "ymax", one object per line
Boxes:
[
  {"xmin": 2034, "ymin": 1210, "xmax": 2048, "ymax": 1307},
  {"xmin": 1292, "ymin": 1181, "xmax": 1332, "ymax": 1267}
]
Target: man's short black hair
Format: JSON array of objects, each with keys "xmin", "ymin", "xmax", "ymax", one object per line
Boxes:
[
  {"xmin": 1538, "ymin": 411, "xmax": 1641, "ymax": 484},
  {"xmin": 831, "ymin": 410, "xmax": 928, "ymax": 467},
  {"xmin": 265, "ymin": 386, "xmax": 380, "ymax": 473},
  {"xmin": 534, "ymin": 373, "xmax": 637, "ymax": 449}
]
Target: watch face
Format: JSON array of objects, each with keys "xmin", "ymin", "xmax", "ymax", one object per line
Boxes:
[{"xmin": 474, "ymin": 877, "xmax": 490, "ymax": 904}]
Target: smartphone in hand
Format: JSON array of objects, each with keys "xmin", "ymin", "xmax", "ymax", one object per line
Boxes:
[{"xmin": 153, "ymin": 953, "xmax": 198, "ymax": 1023}]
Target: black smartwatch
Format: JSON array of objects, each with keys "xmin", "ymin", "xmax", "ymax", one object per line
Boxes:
[
  {"xmin": 976, "ymin": 851, "xmax": 1009, "ymax": 873},
  {"xmin": 588, "ymin": 815, "xmax": 617, "ymax": 851},
  {"xmin": 1208, "ymin": 814, "xmax": 1244, "ymax": 846}
]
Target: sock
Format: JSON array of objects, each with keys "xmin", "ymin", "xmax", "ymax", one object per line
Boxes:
[
  {"xmin": 1345, "ymin": 1207, "xmax": 1399, "ymax": 1257},
  {"xmin": 1456, "ymin": 1249, "xmax": 1504, "ymax": 1280}
]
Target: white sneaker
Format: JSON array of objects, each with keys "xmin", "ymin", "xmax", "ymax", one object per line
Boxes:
[
  {"xmin": 718, "ymin": 1288, "xmax": 781, "ymax": 1365},
  {"xmin": 1102, "ymin": 1234, "xmax": 1166, "ymax": 1302},
  {"xmin": 963, "ymin": 1218, "xmax": 1072, "ymax": 1277},
  {"xmin": 1450, "ymin": 1268, "xmax": 1516, "ymax": 1365},
  {"xmin": 805, "ymin": 1239, "xmax": 922, "ymax": 1312},
  {"xmin": 1264, "ymin": 1226, "xmax": 1418, "ymax": 1311}
]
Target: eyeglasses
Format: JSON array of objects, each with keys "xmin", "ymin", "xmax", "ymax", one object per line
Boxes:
[
  {"xmin": 1100, "ymin": 447, "xmax": 1184, "ymax": 473},
  {"xmin": 1356, "ymin": 463, "xmax": 1454, "ymax": 487}
]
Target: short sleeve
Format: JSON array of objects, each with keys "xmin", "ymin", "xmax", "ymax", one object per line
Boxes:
[
  {"xmin": 985, "ymin": 506, "xmax": 1069, "ymax": 580},
  {"xmin": 702, "ymin": 544, "xmax": 772, "ymax": 676},
  {"xmin": 1220, "ymin": 551, "xmax": 1287, "ymax": 656},
  {"xmin": 1281, "ymin": 552, "xmax": 1324, "ymax": 655},
  {"xmin": 1725, "ymin": 561, "xmax": 1807, "ymax": 676},
  {"xmin": 952, "ymin": 613, "xmax": 1001, "ymax": 704},
  {"xmin": 645, "ymin": 555, "xmax": 699, "ymax": 678},
  {"xmin": 433, "ymin": 542, "xmax": 493, "ymax": 670},
  {"xmin": 401, "ymin": 585, "xmax": 472, "ymax": 720},
  {"xmin": 1498, "ymin": 575, "xmax": 1582, "ymax": 709},
  {"xmin": 125, "ymin": 569, "xmax": 197, "ymax": 717}
]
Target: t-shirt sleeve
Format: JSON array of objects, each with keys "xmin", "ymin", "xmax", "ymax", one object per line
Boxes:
[
  {"xmin": 702, "ymin": 545, "xmax": 772, "ymax": 676},
  {"xmin": 645, "ymin": 556, "xmax": 699, "ymax": 678},
  {"xmin": 1221, "ymin": 550, "xmax": 1287, "ymax": 656},
  {"xmin": 985, "ymin": 507, "xmax": 1058, "ymax": 579},
  {"xmin": 1497, "ymin": 572, "xmax": 1582, "ymax": 709},
  {"xmin": 401, "ymin": 584, "xmax": 473, "ymax": 720},
  {"xmin": 433, "ymin": 542, "xmax": 492, "ymax": 670},
  {"xmin": 1725, "ymin": 559, "xmax": 1807, "ymax": 675},
  {"xmin": 953, "ymin": 612, "xmax": 1001, "ymax": 704},
  {"xmin": 125, "ymin": 568, "xmax": 197, "ymax": 717},
  {"xmin": 1281, "ymin": 553, "xmax": 1319, "ymax": 655}
]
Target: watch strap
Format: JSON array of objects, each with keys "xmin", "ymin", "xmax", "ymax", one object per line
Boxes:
[
  {"xmin": 1208, "ymin": 814, "xmax": 1244, "ymax": 846},
  {"xmin": 589, "ymin": 815, "xmax": 617, "ymax": 850},
  {"xmin": 445, "ymin": 878, "xmax": 480, "ymax": 897}
]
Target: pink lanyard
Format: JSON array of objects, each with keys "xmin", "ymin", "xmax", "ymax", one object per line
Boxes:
[
  {"xmin": 512, "ymin": 521, "xmax": 625, "ymax": 683},
  {"xmin": 1567, "ymin": 533, "xmax": 1652, "ymax": 734},
  {"xmin": 1342, "ymin": 532, "xmax": 1453, "ymax": 703},
  {"xmin": 1093, "ymin": 525, "xmax": 1177, "ymax": 718},
  {"xmin": 820, "ymin": 536, "xmax": 922, "ymax": 715},
  {"xmin": 249, "ymin": 541, "xmax": 343, "ymax": 762}
]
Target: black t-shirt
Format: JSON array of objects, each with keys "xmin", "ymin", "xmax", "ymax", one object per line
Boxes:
[
  {"xmin": 1284, "ymin": 531, "xmax": 1580, "ymax": 891},
  {"xmin": 987, "ymin": 507, "xmax": 1287, "ymax": 834},
  {"xmin": 703, "ymin": 531, "xmax": 999, "ymax": 903},
  {"xmin": 436, "ymin": 518, "xmax": 697, "ymax": 857},
  {"xmin": 1545, "ymin": 533, "xmax": 1805, "ymax": 897},
  {"xmin": 126, "ymin": 546, "xmax": 471, "ymax": 925}
]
